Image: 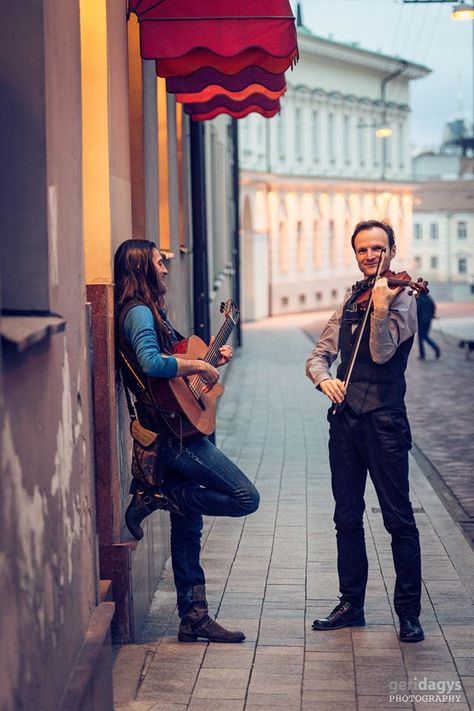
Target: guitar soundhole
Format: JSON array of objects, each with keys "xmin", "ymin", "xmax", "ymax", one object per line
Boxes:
[{"xmin": 183, "ymin": 377, "xmax": 206, "ymax": 411}]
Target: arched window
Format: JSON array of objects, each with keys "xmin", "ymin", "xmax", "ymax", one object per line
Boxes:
[
  {"xmin": 296, "ymin": 220, "xmax": 305, "ymax": 272},
  {"xmin": 279, "ymin": 220, "xmax": 288, "ymax": 273}
]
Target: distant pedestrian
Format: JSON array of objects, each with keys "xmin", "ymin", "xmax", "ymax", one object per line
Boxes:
[{"xmin": 416, "ymin": 292, "xmax": 440, "ymax": 360}]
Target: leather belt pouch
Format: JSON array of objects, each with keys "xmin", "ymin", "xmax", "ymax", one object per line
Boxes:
[{"xmin": 130, "ymin": 419, "xmax": 159, "ymax": 448}]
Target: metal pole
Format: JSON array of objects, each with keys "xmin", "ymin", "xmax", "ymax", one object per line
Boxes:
[
  {"xmin": 190, "ymin": 120, "xmax": 210, "ymax": 343},
  {"xmin": 230, "ymin": 119, "xmax": 242, "ymax": 346}
]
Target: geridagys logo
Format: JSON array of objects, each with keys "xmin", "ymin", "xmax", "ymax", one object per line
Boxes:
[{"xmin": 388, "ymin": 677, "xmax": 463, "ymax": 704}]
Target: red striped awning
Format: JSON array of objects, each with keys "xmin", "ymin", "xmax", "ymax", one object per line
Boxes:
[
  {"xmin": 189, "ymin": 102, "xmax": 281, "ymax": 122},
  {"xmin": 184, "ymin": 94, "xmax": 281, "ymax": 119},
  {"xmin": 127, "ymin": 0, "xmax": 297, "ymax": 121},
  {"xmin": 166, "ymin": 67, "xmax": 287, "ymax": 95},
  {"xmin": 129, "ymin": 1, "xmax": 297, "ymax": 68}
]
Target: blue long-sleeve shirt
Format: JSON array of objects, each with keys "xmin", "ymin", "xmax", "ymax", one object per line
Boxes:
[{"xmin": 123, "ymin": 305, "xmax": 178, "ymax": 378}]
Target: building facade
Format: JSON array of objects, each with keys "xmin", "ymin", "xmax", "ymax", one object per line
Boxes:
[
  {"xmin": 239, "ymin": 25, "xmax": 429, "ymax": 320},
  {"xmin": 413, "ymin": 181, "xmax": 474, "ymax": 300},
  {"xmin": 1, "ymin": 1, "xmax": 239, "ymax": 709}
]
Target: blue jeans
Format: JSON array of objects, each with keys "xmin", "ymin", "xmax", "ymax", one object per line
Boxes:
[{"xmin": 159, "ymin": 437, "xmax": 260, "ymax": 617}]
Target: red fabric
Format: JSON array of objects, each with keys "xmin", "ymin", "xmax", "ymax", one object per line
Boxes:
[
  {"xmin": 155, "ymin": 48, "xmax": 296, "ymax": 77},
  {"xmin": 190, "ymin": 103, "xmax": 280, "ymax": 121},
  {"xmin": 129, "ymin": 0, "xmax": 297, "ymax": 69},
  {"xmin": 175, "ymin": 83, "xmax": 285, "ymax": 104},
  {"xmin": 166, "ymin": 67, "xmax": 287, "ymax": 95},
  {"xmin": 183, "ymin": 93, "xmax": 280, "ymax": 116}
]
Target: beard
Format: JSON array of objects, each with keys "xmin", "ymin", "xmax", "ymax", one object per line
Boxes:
[{"xmin": 156, "ymin": 272, "xmax": 167, "ymax": 296}]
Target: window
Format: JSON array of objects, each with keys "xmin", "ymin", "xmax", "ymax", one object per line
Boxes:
[
  {"xmin": 414, "ymin": 256, "xmax": 421, "ymax": 268},
  {"xmin": 281, "ymin": 296, "xmax": 289, "ymax": 307},
  {"xmin": 399, "ymin": 123, "xmax": 405, "ymax": 169},
  {"xmin": 372, "ymin": 126, "xmax": 379, "ymax": 167},
  {"xmin": 457, "ymin": 222, "xmax": 468, "ymax": 240},
  {"xmin": 329, "ymin": 220, "xmax": 336, "ymax": 267},
  {"xmin": 414, "ymin": 223, "xmax": 422, "ymax": 240},
  {"xmin": 277, "ymin": 110, "xmax": 285, "ymax": 160},
  {"xmin": 359, "ymin": 121, "xmax": 366, "ymax": 167},
  {"xmin": 331, "ymin": 289, "xmax": 338, "ymax": 300},
  {"xmin": 430, "ymin": 256, "xmax": 438, "ymax": 269},
  {"xmin": 312, "ymin": 111, "xmax": 320, "ymax": 162},
  {"xmin": 315, "ymin": 291, "xmax": 323, "ymax": 302},
  {"xmin": 343, "ymin": 115, "xmax": 351, "ymax": 165},
  {"xmin": 299, "ymin": 294, "xmax": 306, "ymax": 304},
  {"xmin": 279, "ymin": 221, "xmax": 288, "ymax": 273},
  {"xmin": 430, "ymin": 223, "xmax": 439, "ymax": 240},
  {"xmin": 296, "ymin": 220, "xmax": 305, "ymax": 272},
  {"xmin": 458, "ymin": 257, "xmax": 467, "ymax": 274},
  {"xmin": 328, "ymin": 113, "xmax": 335, "ymax": 164},
  {"xmin": 312, "ymin": 220, "xmax": 321, "ymax": 269},
  {"xmin": 295, "ymin": 107, "xmax": 303, "ymax": 160}
]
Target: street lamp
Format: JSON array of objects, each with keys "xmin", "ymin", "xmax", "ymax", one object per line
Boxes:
[
  {"xmin": 375, "ymin": 127, "xmax": 393, "ymax": 138},
  {"xmin": 403, "ymin": 0, "xmax": 474, "ymax": 20},
  {"xmin": 451, "ymin": 2, "xmax": 474, "ymax": 20}
]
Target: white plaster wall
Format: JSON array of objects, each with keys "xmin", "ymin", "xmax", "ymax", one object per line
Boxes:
[{"xmin": 412, "ymin": 211, "xmax": 474, "ymax": 285}]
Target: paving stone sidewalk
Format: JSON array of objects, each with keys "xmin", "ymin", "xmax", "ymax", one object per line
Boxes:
[{"xmin": 113, "ymin": 314, "xmax": 474, "ymax": 711}]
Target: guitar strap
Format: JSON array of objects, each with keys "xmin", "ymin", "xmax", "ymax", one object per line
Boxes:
[{"xmin": 118, "ymin": 348, "xmax": 186, "ymax": 450}]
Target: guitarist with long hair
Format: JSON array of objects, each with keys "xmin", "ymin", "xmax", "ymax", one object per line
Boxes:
[{"xmin": 114, "ymin": 239, "xmax": 259, "ymax": 643}]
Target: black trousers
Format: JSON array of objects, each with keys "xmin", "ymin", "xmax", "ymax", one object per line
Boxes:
[
  {"xmin": 418, "ymin": 322, "xmax": 440, "ymax": 359},
  {"xmin": 328, "ymin": 405, "xmax": 421, "ymax": 618}
]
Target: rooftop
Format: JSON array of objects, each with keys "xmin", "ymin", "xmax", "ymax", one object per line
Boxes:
[
  {"xmin": 295, "ymin": 5, "xmax": 430, "ymax": 80},
  {"xmin": 413, "ymin": 180, "xmax": 474, "ymax": 212}
]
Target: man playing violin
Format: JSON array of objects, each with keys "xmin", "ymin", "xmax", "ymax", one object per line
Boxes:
[{"xmin": 306, "ymin": 220, "xmax": 424, "ymax": 643}]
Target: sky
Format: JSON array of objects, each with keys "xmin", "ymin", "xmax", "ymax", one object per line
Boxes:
[{"xmin": 291, "ymin": 0, "xmax": 474, "ymax": 154}]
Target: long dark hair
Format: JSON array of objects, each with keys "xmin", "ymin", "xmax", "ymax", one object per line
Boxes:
[{"xmin": 114, "ymin": 239, "xmax": 173, "ymax": 352}]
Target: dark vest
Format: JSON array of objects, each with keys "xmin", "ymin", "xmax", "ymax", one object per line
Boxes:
[
  {"xmin": 336, "ymin": 304, "xmax": 413, "ymax": 414},
  {"xmin": 117, "ymin": 299, "xmax": 179, "ymax": 431}
]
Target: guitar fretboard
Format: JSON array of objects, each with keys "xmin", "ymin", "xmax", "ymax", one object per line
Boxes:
[{"xmin": 204, "ymin": 315, "xmax": 238, "ymax": 367}]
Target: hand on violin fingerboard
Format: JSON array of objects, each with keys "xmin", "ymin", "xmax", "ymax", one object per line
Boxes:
[
  {"xmin": 372, "ymin": 277, "xmax": 403, "ymax": 319},
  {"xmin": 320, "ymin": 378, "xmax": 346, "ymax": 404}
]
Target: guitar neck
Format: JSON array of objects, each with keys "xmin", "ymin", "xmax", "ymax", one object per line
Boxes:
[{"xmin": 203, "ymin": 315, "xmax": 239, "ymax": 367}]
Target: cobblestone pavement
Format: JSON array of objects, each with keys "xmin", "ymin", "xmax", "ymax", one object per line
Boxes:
[{"xmin": 114, "ymin": 314, "xmax": 474, "ymax": 711}]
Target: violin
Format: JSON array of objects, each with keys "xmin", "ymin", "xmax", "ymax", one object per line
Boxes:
[{"xmin": 356, "ymin": 270, "xmax": 429, "ymax": 310}]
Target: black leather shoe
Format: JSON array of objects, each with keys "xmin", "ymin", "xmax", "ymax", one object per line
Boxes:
[
  {"xmin": 125, "ymin": 489, "xmax": 183, "ymax": 540},
  {"xmin": 399, "ymin": 617, "xmax": 424, "ymax": 643},
  {"xmin": 312, "ymin": 600, "xmax": 365, "ymax": 630}
]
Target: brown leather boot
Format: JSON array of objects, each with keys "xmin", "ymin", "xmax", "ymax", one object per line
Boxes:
[{"xmin": 178, "ymin": 585, "xmax": 245, "ymax": 643}]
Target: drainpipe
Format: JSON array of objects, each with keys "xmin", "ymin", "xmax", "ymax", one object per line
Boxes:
[
  {"xmin": 231, "ymin": 119, "xmax": 242, "ymax": 346},
  {"xmin": 266, "ymin": 120, "xmax": 273, "ymax": 317},
  {"xmin": 381, "ymin": 61, "xmax": 408, "ymax": 181},
  {"xmin": 190, "ymin": 120, "xmax": 210, "ymax": 343}
]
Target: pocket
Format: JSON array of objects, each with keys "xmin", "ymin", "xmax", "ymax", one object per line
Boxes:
[{"xmin": 372, "ymin": 408, "xmax": 412, "ymax": 453}]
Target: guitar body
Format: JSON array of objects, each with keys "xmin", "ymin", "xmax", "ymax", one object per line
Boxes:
[{"xmin": 148, "ymin": 335, "xmax": 225, "ymax": 439}]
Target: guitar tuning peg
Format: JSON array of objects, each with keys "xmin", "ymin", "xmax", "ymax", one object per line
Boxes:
[
  {"xmin": 220, "ymin": 302, "xmax": 225, "ymax": 312},
  {"xmin": 408, "ymin": 290, "xmax": 414, "ymax": 296}
]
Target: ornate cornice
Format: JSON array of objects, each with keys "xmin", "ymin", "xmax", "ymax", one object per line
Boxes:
[
  {"xmin": 297, "ymin": 33, "xmax": 431, "ymax": 80},
  {"xmin": 287, "ymin": 84, "xmax": 410, "ymax": 114},
  {"xmin": 241, "ymin": 170, "xmax": 416, "ymax": 193}
]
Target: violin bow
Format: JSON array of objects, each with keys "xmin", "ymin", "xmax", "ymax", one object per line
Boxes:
[{"xmin": 331, "ymin": 249, "xmax": 386, "ymax": 416}]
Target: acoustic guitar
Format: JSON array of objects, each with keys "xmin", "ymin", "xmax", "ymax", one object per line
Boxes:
[{"xmin": 148, "ymin": 299, "xmax": 240, "ymax": 440}]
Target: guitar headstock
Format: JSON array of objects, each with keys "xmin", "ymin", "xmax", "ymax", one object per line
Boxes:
[{"xmin": 220, "ymin": 299, "xmax": 240, "ymax": 323}]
